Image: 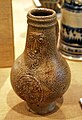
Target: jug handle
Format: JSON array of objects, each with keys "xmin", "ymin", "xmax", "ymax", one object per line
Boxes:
[{"xmin": 57, "ymin": 0, "xmax": 64, "ymax": 9}]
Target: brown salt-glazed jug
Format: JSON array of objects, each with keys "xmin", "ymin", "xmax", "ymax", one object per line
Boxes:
[{"xmin": 10, "ymin": 8, "xmax": 71, "ymax": 115}]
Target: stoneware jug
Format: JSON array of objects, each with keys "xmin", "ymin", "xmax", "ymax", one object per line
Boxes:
[
  {"xmin": 59, "ymin": 0, "xmax": 82, "ymax": 60},
  {"xmin": 34, "ymin": 0, "xmax": 62, "ymax": 13},
  {"xmin": 10, "ymin": 8, "xmax": 71, "ymax": 115}
]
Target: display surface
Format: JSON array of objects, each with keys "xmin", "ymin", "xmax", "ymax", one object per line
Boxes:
[{"xmin": 0, "ymin": 0, "xmax": 82, "ymax": 120}]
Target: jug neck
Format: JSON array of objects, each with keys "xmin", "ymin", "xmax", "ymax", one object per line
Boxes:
[
  {"xmin": 24, "ymin": 8, "xmax": 58, "ymax": 59},
  {"xmin": 27, "ymin": 8, "xmax": 57, "ymax": 28}
]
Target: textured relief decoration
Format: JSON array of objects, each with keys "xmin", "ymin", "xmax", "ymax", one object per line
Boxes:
[
  {"xmin": 26, "ymin": 32, "xmax": 47, "ymax": 70},
  {"xmin": 27, "ymin": 32, "xmax": 45, "ymax": 58},
  {"xmin": 11, "ymin": 8, "xmax": 71, "ymax": 115},
  {"xmin": 15, "ymin": 75, "xmax": 43, "ymax": 104}
]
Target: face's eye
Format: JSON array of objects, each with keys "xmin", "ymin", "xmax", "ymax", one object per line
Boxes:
[
  {"xmin": 39, "ymin": 37, "xmax": 43, "ymax": 43},
  {"xmin": 29, "ymin": 35, "xmax": 33, "ymax": 39}
]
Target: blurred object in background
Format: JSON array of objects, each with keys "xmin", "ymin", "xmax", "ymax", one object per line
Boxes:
[
  {"xmin": 0, "ymin": 0, "xmax": 14, "ymax": 68},
  {"xmin": 59, "ymin": 0, "xmax": 82, "ymax": 60},
  {"xmin": 33, "ymin": 0, "xmax": 62, "ymax": 13}
]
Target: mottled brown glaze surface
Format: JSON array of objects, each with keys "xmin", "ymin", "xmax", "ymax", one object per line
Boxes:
[{"xmin": 10, "ymin": 8, "xmax": 71, "ymax": 115}]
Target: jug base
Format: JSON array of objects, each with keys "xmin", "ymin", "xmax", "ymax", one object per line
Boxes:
[{"xmin": 26, "ymin": 102, "xmax": 56, "ymax": 115}]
